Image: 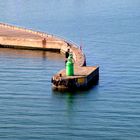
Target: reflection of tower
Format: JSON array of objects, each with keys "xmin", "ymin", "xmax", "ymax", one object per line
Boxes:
[
  {"xmin": 42, "ymin": 38, "xmax": 47, "ymax": 60},
  {"xmin": 42, "ymin": 38, "xmax": 46, "ymax": 48},
  {"xmin": 42, "ymin": 51, "xmax": 47, "ymax": 60},
  {"xmin": 65, "ymin": 93, "xmax": 76, "ymax": 132},
  {"xmin": 66, "ymin": 93, "xmax": 74, "ymax": 117}
]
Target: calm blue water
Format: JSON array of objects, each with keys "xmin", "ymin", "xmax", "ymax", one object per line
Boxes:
[{"xmin": 0, "ymin": 0, "xmax": 140, "ymax": 139}]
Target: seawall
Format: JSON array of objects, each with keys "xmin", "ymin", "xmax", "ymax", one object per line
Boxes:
[
  {"xmin": 0, "ymin": 22, "xmax": 99, "ymax": 90},
  {"xmin": 0, "ymin": 22, "xmax": 86, "ymax": 67}
]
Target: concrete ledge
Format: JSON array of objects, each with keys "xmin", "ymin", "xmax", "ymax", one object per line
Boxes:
[
  {"xmin": 0, "ymin": 44, "xmax": 60, "ymax": 52},
  {"xmin": 0, "ymin": 22, "xmax": 99, "ymax": 91},
  {"xmin": 0, "ymin": 22, "xmax": 86, "ymax": 67},
  {"xmin": 52, "ymin": 66, "xmax": 99, "ymax": 90}
]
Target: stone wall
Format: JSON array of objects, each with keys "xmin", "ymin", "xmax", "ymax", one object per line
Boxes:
[{"xmin": 0, "ymin": 22, "xmax": 86, "ymax": 66}]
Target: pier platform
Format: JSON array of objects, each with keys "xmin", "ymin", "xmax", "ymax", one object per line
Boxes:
[
  {"xmin": 0, "ymin": 22, "xmax": 99, "ymax": 91},
  {"xmin": 52, "ymin": 66, "xmax": 99, "ymax": 90}
]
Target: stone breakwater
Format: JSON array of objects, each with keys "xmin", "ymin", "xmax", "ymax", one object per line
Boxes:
[
  {"xmin": 0, "ymin": 23, "xmax": 99, "ymax": 90},
  {"xmin": 0, "ymin": 22, "xmax": 86, "ymax": 67}
]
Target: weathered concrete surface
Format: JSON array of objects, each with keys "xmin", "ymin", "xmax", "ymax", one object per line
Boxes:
[
  {"xmin": 52, "ymin": 66, "xmax": 99, "ymax": 90},
  {"xmin": 55, "ymin": 66, "xmax": 98, "ymax": 78},
  {"xmin": 0, "ymin": 22, "xmax": 85, "ymax": 66},
  {"xmin": 0, "ymin": 22, "xmax": 99, "ymax": 90}
]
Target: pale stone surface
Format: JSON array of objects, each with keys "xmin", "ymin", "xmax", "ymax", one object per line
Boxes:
[{"xmin": 0, "ymin": 23, "xmax": 85, "ymax": 66}]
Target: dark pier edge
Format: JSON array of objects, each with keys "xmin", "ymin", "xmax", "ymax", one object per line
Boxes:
[{"xmin": 0, "ymin": 44, "xmax": 60, "ymax": 52}]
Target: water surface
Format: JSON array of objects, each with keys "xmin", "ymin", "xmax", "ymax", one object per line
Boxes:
[{"xmin": 0, "ymin": 0, "xmax": 140, "ymax": 139}]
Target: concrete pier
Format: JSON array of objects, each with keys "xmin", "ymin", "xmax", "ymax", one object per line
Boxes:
[
  {"xmin": 52, "ymin": 66, "xmax": 99, "ymax": 90},
  {"xmin": 0, "ymin": 23, "xmax": 85, "ymax": 66},
  {"xmin": 0, "ymin": 22, "xmax": 99, "ymax": 91}
]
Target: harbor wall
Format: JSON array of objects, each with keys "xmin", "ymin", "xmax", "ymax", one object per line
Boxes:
[{"xmin": 0, "ymin": 22, "xmax": 85, "ymax": 66}]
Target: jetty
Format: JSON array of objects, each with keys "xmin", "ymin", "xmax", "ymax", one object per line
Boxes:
[{"xmin": 0, "ymin": 22, "xmax": 99, "ymax": 90}]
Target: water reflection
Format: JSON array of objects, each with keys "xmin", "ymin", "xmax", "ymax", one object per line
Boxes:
[
  {"xmin": 52, "ymin": 89, "xmax": 94, "ymax": 107},
  {"xmin": 42, "ymin": 51, "xmax": 47, "ymax": 60},
  {"xmin": 0, "ymin": 48, "xmax": 64, "ymax": 60}
]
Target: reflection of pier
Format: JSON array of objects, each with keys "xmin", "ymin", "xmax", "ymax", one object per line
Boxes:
[
  {"xmin": 0, "ymin": 48, "xmax": 63, "ymax": 60},
  {"xmin": 0, "ymin": 22, "xmax": 99, "ymax": 91}
]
